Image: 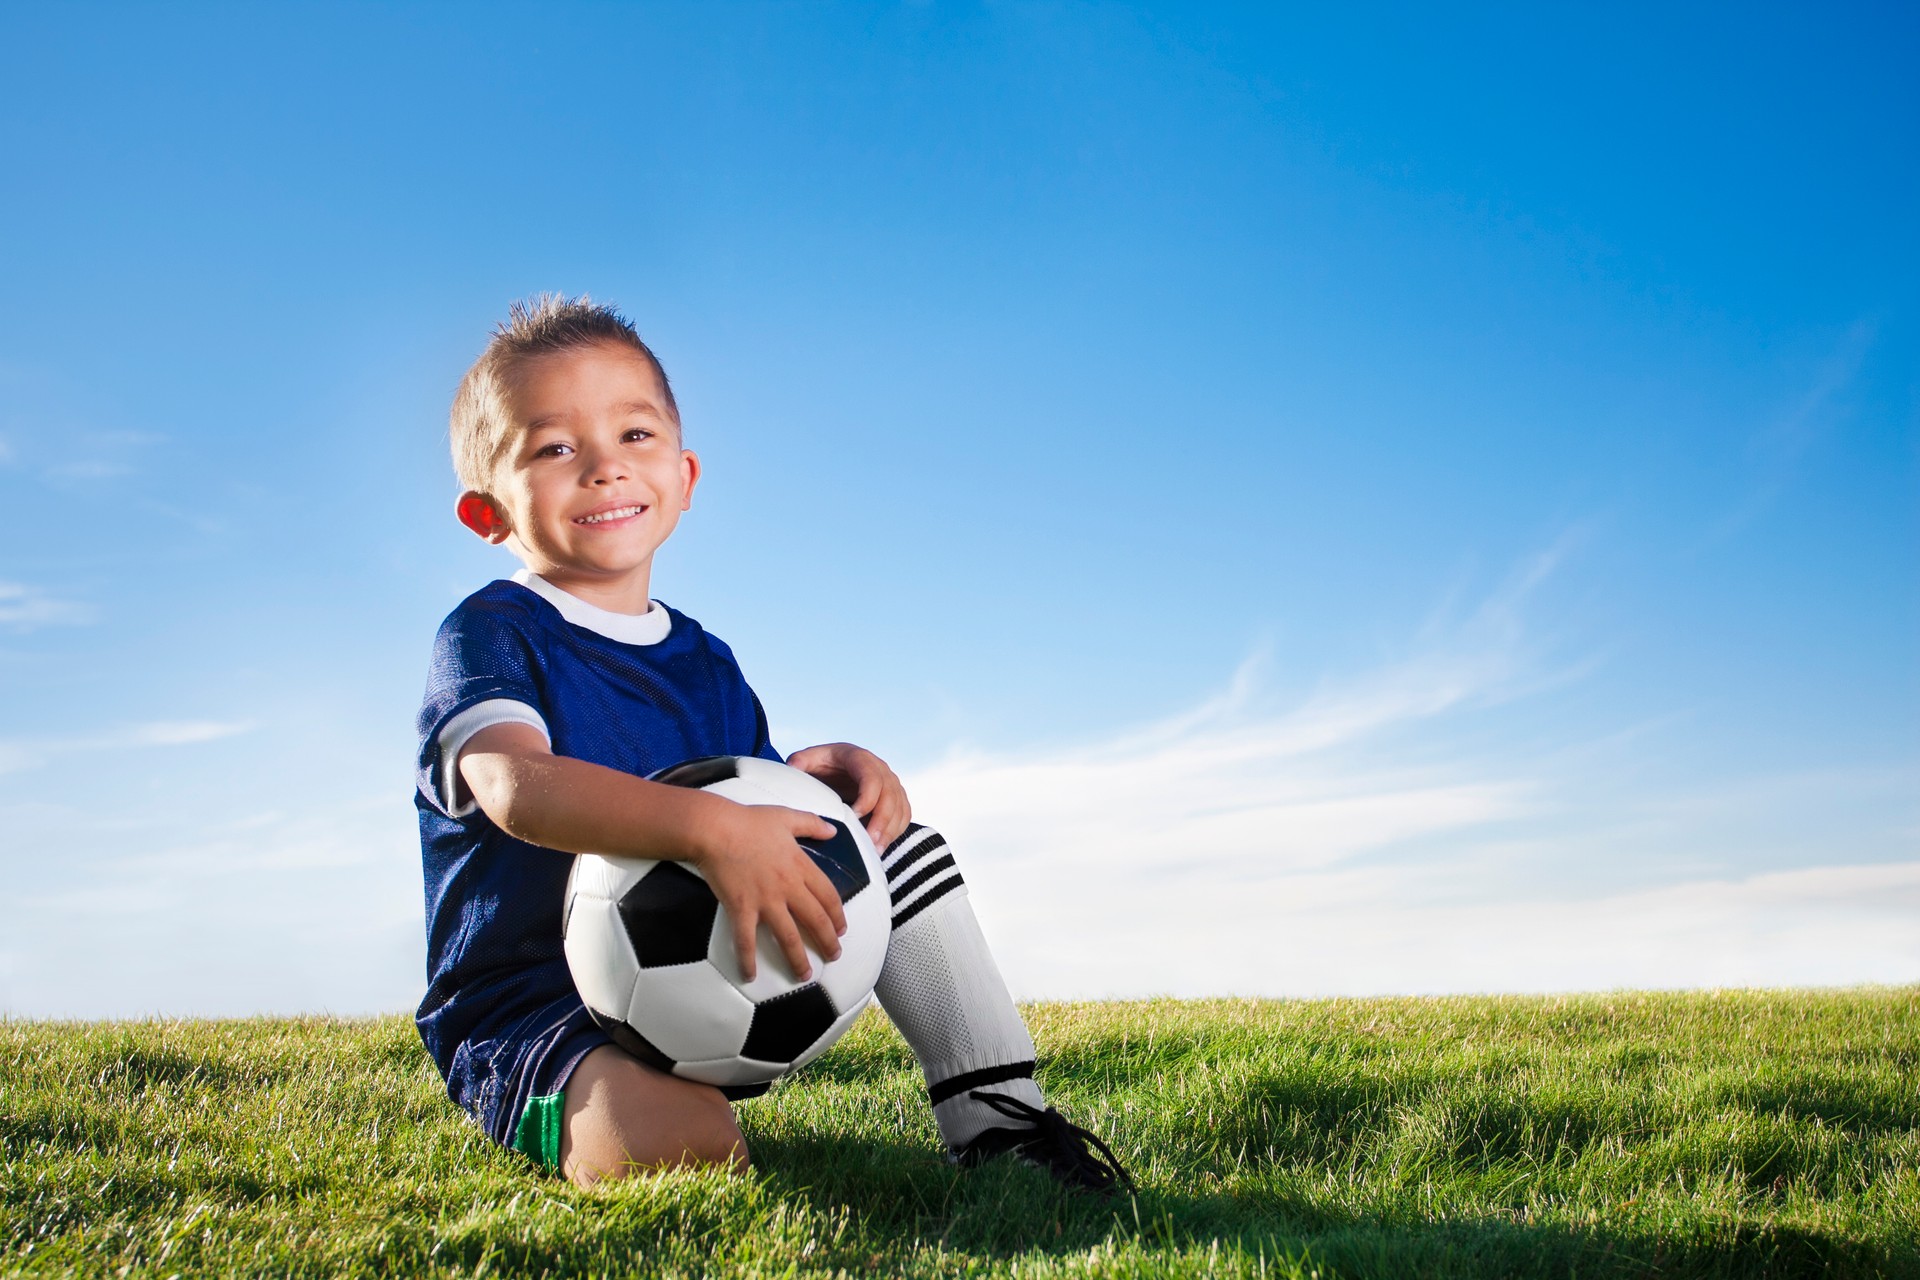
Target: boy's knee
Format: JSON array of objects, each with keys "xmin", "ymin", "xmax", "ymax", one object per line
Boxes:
[
  {"xmin": 559, "ymin": 1047, "xmax": 750, "ymax": 1185},
  {"xmin": 664, "ymin": 1087, "xmax": 752, "ymax": 1171},
  {"xmin": 565, "ymin": 1123, "xmax": 746, "ymax": 1187}
]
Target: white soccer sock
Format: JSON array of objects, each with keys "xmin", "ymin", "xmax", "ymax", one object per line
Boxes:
[{"xmin": 872, "ymin": 823, "xmax": 1047, "ymax": 1152}]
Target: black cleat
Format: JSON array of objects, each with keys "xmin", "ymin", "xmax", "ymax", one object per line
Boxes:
[{"xmin": 952, "ymin": 1090, "xmax": 1136, "ymax": 1195}]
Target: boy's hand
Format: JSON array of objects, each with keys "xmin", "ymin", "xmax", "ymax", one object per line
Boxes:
[
  {"xmin": 785, "ymin": 743, "xmax": 912, "ymax": 851},
  {"xmin": 458, "ymin": 726, "xmax": 849, "ymax": 980},
  {"xmin": 694, "ymin": 801, "xmax": 848, "ymax": 982}
]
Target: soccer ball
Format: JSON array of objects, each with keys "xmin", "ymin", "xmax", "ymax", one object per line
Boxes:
[{"xmin": 561, "ymin": 755, "xmax": 889, "ymax": 1096}]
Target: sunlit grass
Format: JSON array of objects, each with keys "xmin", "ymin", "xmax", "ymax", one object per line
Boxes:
[{"xmin": 3, "ymin": 988, "xmax": 1915, "ymax": 1277}]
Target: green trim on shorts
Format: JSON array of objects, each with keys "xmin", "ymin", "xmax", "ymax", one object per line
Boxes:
[{"xmin": 512, "ymin": 1091, "xmax": 565, "ymax": 1172}]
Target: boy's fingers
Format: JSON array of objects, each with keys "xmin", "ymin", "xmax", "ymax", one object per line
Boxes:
[
  {"xmin": 806, "ymin": 861, "xmax": 848, "ymax": 937},
  {"xmin": 792, "ymin": 892, "xmax": 842, "ymax": 961},
  {"xmin": 786, "ymin": 807, "xmax": 837, "ymax": 841},
  {"xmin": 731, "ymin": 908, "xmax": 759, "ymax": 981},
  {"xmin": 871, "ymin": 794, "xmax": 898, "ymax": 844},
  {"xmin": 868, "ymin": 792, "xmax": 906, "ymax": 849},
  {"xmin": 767, "ymin": 912, "xmax": 813, "ymax": 981}
]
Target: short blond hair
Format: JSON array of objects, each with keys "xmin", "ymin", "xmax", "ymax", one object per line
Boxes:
[{"xmin": 450, "ymin": 294, "xmax": 679, "ymax": 495}]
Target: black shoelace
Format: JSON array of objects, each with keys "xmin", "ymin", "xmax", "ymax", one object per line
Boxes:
[{"xmin": 971, "ymin": 1090, "xmax": 1137, "ymax": 1195}]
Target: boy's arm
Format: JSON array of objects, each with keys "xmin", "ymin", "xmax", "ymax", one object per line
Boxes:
[
  {"xmin": 787, "ymin": 742, "xmax": 912, "ymax": 851},
  {"xmin": 458, "ymin": 722, "xmax": 847, "ymax": 980}
]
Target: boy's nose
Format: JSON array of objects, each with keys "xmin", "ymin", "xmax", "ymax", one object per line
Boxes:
[{"xmin": 581, "ymin": 451, "xmax": 629, "ymax": 484}]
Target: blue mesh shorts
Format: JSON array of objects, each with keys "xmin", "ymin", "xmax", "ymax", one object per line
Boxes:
[{"xmin": 443, "ymin": 994, "xmax": 608, "ymax": 1171}]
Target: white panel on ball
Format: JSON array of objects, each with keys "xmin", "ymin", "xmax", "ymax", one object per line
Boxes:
[
  {"xmin": 816, "ymin": 899, "xmax": 889, "ymax": 1012},
  {"xmin": 675, "ymin": 1055, "xmax": 792, "ymax": 1088},
  {"xmin": 572, "ymin": 855, "xmax": 642, "ymax": 900},
  {"xmin": 563, "ymin": 897, "xmax": 641, "ymax": 1020},
  {"xmin": 701, "ymin": 760, "xmax": 844, "ymax": 814},
  {"xmin": 706, "ymin": 913, "xmax": 826, "ymax": 1002},
  {"xmin": 740, "ymin": 757, "xmax": 846, "ymax": 805},
  {"xmin": 697, "ymin": 775, "xmax": 769, "ymax": 809},
  {"xmin": 627, "ymin": 962, "xmax": 757, "ymax": 1062}
]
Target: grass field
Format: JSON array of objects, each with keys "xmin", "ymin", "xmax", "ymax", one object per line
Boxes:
[{"xmin": 3, "ymin": 988, "xmax": 1916, "ymax": 1278}]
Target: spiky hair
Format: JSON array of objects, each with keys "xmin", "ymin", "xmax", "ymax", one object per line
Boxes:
[{"xmin": 449, "ymin": 294, "xmax": 678, "ymax": 495}]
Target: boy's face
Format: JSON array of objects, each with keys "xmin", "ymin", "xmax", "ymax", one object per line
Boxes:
[{"xmin": 459, "ymin": 342, "xmax": 699, "ymax": 593}]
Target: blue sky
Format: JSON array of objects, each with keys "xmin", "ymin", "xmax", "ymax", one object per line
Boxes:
[{"xmin": 2, "ymin": 3, "xmax": 1914, "ymax": 1016}]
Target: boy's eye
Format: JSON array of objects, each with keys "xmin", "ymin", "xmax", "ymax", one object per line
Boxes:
[
  {"xmin": 622, "ymin": 428, "xmax": 655, "ymax": 444},
  {"xmin": 534, "ymin": 442, "xmax": 573, "ymax": 458}
]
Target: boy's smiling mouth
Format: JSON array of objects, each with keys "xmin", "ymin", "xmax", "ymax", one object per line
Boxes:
[{"xmin": 574, "ymin": 502, "xmax": 648, "ymax": 526}]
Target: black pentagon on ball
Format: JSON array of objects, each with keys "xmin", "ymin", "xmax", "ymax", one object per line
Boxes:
[
  {"xmin": 618, "ymin": 861, "xmax": 720, "ymax": 968},
  {"xmin": 650, "ymin": 755, "xmax": 741, "ymax": 788},
  {"xmin": 798, "ymin": 818, "xmax": 871, "ymax": 903},
  {"xmin": 742, "ymin": 984, "xmax": 839, "ymax": 1063}
]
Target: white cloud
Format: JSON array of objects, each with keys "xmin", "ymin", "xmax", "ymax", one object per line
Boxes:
[
  {"xmin": 903, "ymin": 549, "xmax": 1918, "ymax": 998},
  {"xmin": 1707, "ymin": 319, "xmax": 1876, "ymax": 544},
  {"xmin": 909, "ymin": 548, "xmax": 1565, "ymax": 885},
  {"xmin": 43, "ymin": 460, "xmax": 132, "ymax": 481},
  {"xmin": 0, "ymin": 793, "xmax": 424, "ymax": 1018},
  {"xmin": 124, "ymin": 720, "xmax": 252, "ymax": 747},
  {"xmin": 953, "ymin": 846, "xmax": 1920, "ymax": 999},
  {"xmin": 0, "ymin": 581, "xmax": 94, "ymax": 631},
  {"xmin": 25, "ymin": 428, "xmax": 164, "ymax": 489},
  {"xmin": 5, "ymin": 538, "xmax": 1911, "ymax": 1019},
  {"xmin": 0, "ymin": 719, "xmax": 253, "ymax": 775}
]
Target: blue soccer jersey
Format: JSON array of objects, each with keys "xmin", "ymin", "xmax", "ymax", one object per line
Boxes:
[{"xmin": 413, "ymin": 571, "xmax": 782, "ymax": 1150}]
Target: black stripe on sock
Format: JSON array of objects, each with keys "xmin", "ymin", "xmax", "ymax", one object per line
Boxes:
[
  {"xmin": 883, "ymin": 822, "xmax": 927, "ymax": 856},
  {"xmin": 891, "ymin": 873, "xmax": 964, "ymax": 930},
  {"xmin": 928, "ymin": 1060, "xmax": 1038, "ymax": 1107},
  {"xmin": 885, "ymin": 831, "xmax": 947, "ymax": 882},
  {"xmin": 890, "ymin": 853, "xmax": 958, "ymax": 905}
]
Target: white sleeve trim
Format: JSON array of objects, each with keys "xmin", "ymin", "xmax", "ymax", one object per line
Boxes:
[{"xmin": 436, "ymin": 698, "xmax": 549, "ymax": 817}]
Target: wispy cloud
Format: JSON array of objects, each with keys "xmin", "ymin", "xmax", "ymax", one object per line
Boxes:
[
  {"xmin": 968, "ymin": 856, "xmax": 1920, "ymax": 999},
  {"xmin": 903, "ymin": 542, "xmax": 1918, "ymax": 997},
  {"xmin": 1, "ymin": 793, "xmax": 424, "ymax": 1018},
  {"xmin": 912, "ymin": 541, "xmax": 1573, "ymax": 879},
  {"xmin": 1707, "ymin": 320, "xmax": 1876, "ymax": 544},
  {"xmin": 10, "ymin": 427, "xmax": 165, "ymax": 488},
  {"xmin": 0, "ymin": 581, "xmax": 94, "ymax": 631},
  {"xmin": 43, "ymin": 460, "xmax": 135, "ymax": 482},
  {"xmin": 122, "ymin": 721, "xmax": 250, "ymax": 747},
  {"xmin": 0, "ymin": 720, "xmax": 253, "ymax": 775},
  {"xmin": 5, "ymin": 533, "xmax": 1910, "ymax": 1016}
]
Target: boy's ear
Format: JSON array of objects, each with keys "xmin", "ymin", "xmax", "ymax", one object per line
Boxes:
[
  {"xmin": 457, "ymin": 491, "xmax": 512, "ymax": 543},
  {"xmin": 679, "ymin": 449, "xmax": 701, "ymax": 511}
]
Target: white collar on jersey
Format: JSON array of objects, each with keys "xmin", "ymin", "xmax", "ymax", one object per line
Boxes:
[{"xmin": 511, "ymin": 568, "xmax": 672, "ymax": 646}]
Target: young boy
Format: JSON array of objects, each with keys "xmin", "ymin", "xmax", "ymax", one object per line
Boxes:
[{"xmin": 414, "ymin": 296, "xmax": 1130, "ymax": 1192}]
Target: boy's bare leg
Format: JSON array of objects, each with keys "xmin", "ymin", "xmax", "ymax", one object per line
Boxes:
[{"xmin": 558, "ymin": 1045, "xmax": 749, "ymax": 1186}]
